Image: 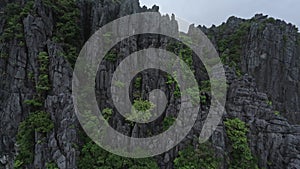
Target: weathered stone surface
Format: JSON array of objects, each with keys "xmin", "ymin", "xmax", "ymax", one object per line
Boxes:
[
  {"xmin": 200, "ymin": 14, "xmax": 300, "ymax": 124},
  {"xmin": 0, "ymin": 1, "xmax": 299, "ymax": 169}
]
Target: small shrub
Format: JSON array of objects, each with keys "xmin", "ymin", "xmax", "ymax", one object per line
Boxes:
[
  {"xmin": 200, "ymin": 80, "xmax": 211, "ymax": 93},
  {"xmin": 200, "ymin": 94, "xmax": 207, "ymax": 104},
  {"xmin": 126, "ymin": 99, "xmax": 155, "ymax": 123},
  {"xmin": 14, "ymin": 160, "xmax": 23, "ymax": 168},
  {"xmin": 166, "ymin": 74, "xmax": 181, "ymax": 98},
  {"xmin": 46, "ymin": 162, "xmax": 59, "ymax": 169},
  {"xmin": 24, "ymin": 99, "xmax": 43, "ymax": 107},
  {"xmin": 163, "ymin": 116, "xmax": 176, "ymax": 131},
  {"xmin": 105, "ymin": 51, "xmax": 118, "ymax": 62},
  {"xmin": 102, "ymin": 108, "xmax": 113, "ymax": 120},
  {"xmin": 134, "ymin": 76, "xmax": 142, "ymax": 89}
]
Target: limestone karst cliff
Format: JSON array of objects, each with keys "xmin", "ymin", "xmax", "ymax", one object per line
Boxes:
[{"xmin": 0, "ymin": 0, "xmax": 299, "ymax": 169}]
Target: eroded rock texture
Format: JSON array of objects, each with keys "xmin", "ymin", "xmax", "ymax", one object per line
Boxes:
[
  {"xmin": 200, "ymin": 14, "xmax": 300, "ymax": 124},
  {"xmin": 0, "ymin": 0, "xmax": 299, "ymax": 169}
]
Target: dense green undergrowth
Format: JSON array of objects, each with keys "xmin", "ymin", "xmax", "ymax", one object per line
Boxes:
[
  {"xmin": 44, "ymin": 0, "xmax": 81, "ymax": 67},
  {"xmin": 15, "ymin": 111, "xmax": 54, "ymax": 168},
  {"xmin": 174, "ymin": 141, "xmax": 220, "ymax": 169},
  {"xmin": 217, "ymin": 21, "xmax": 251, "ymax": 76},
  {"xmin": 0, "ymin": 1, "xmax": 34, "ymax": 58},
  {"xmin": 224, "ymin": 118, "xmax": 258, "ymax": 169},
  {"xmin": 78, "ymin": 140, "xmax": 159, "ymax": 169}
]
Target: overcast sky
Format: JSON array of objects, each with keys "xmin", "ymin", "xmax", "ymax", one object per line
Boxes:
[{"xmin": 140, "ymin": 0, "xmax": 299, "ymax": 29}]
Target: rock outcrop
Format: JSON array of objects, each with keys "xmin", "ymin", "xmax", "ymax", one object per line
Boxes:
[
  {"xmin": 200, "ymin": 14, "xmax": 300, "ymax": 124},
  {"xmin": 0, "ymin": 0, "xmax": 299, "ymax": 169}
]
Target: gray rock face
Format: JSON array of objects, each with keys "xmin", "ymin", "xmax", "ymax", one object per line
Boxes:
[
  {"xmin": 220, "ymin": 71, "xmax": 300, "ymax": 169},
  {"xmin": 0, "ymin": 1, "xmax": 299, "ymax": 169},
  {"xmin": 200, "ymin": 14, "xmax": 300, "ymax": 124},
  {"xmin": 0, "ymin": 0, "xmax": 157, "ymax": 168}
]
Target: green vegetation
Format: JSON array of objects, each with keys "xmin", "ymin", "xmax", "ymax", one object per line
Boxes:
[
  {"xmin": 114, "ymin": 80, "xmax": 125, "ymax": 88},
  {"xmin": 13, "ymin": 160, "xmax": 23, "ymax": 168},
  {"xmin": 0, "ymin": 1, "xmax": 34, "ymax": 61},
  {"xmin": 283, "ymin": 35, "xmax": 288, "ymax": 43},
  {"xmin": 185, "ymin": 86, "xmax": 200, "ymax": 105},
  {"xmin": 174, "ymin": 142, "xmax": 220, "ymax": 169},
  {"xmin": 24, "ymin": 51, "xmax": 50, "ymax": 109},
  {"xmin": 78, "ymin": 140, "xmax": 159, "ymax": 169},
  {"xmin": 15, "ymin": 111, "xmax": 54, "ymax": 168},
  {"xmin": 44, "ymin": 0, "xmax": 81, "ymax": 67},
  {"xmin": 103, "ymin": 32, "xmax": 113, "ymax": 44},
  {"xmin": 16, "ymin": 50, "xmax": 53, "ymax": 168},
  {"xmin": 133, "ymin": 99, "xmax": 154, "ymax": 112},
  {"xmin": 224, "ymin": 118, "xmax": 258, "ymax": 169},
  {"xmin": 105, "ymin": 51, "xmax": 118, "ymax": 62},
  {"xmin": 200, "ymin": 80, "xmax": 211, "ymax": 92},
  {"xmin": 46, "ymin": 162, "xmax": 59, "ymax": 169},
  {"xmin": 218, "ymin": 21, "xmax": 251, "ymax": 76},
  {"xmin": 274, "ymin": 111, "xmax": 280, "ymax": 116},
  {"xmin": 1, "ymin": 3, "xmax": 22, "ymax": 42},
  {"xmin": 166, "ymin": 38, "xmax": 204, "ymax": 101},
  {"xmin": 102, "ymin": 108, "xmax": 113, "ymax": 120},
  {"xmin": 267, "ymin": 100, "xmax": 272, "ymax": 106},
  {"xmin": 258, "ymin": 23, "xmax": 266, "ymax": 32},
  {"xmin": 0, "ymin": 52, "xmax": 8, "ymax": 59},
  {"xmin": 126, "ymin": 99, "xmax": 155, "ymax": 122},
  {"xmin": 166, "ymin": 40, "xmax": 193, "ymax": 69},
  {"xmin": 36, "ymin": 52, "xmax": 50, "ymax": 93},
  {"xmin": 265, "ymin": 17, "xmax": 276, "ymax": 24},
  {"xmin": 163, "ymin": 116, "xmax": 176, "ymax": 130},
  {"xmin": 24, "ymin": 99, "xmax": 43, "ymax": 107},
  {"xmin": 0, "ymin": 1, "xmax": 34, "ymax": 43},
  {"xmin": 179, "ymin": 34, "xmax": 193, "ymax": 46},
  {"xmin": 200, "ymin": 94, "xmax": 207, "ymax": 104},
  {"xmin": 134, "ymin": 76, "xmax": 142, "ymax": 89},
  {"xmin": 166, "ymin": 74, "xmax": 181, "ymax": 98}
]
